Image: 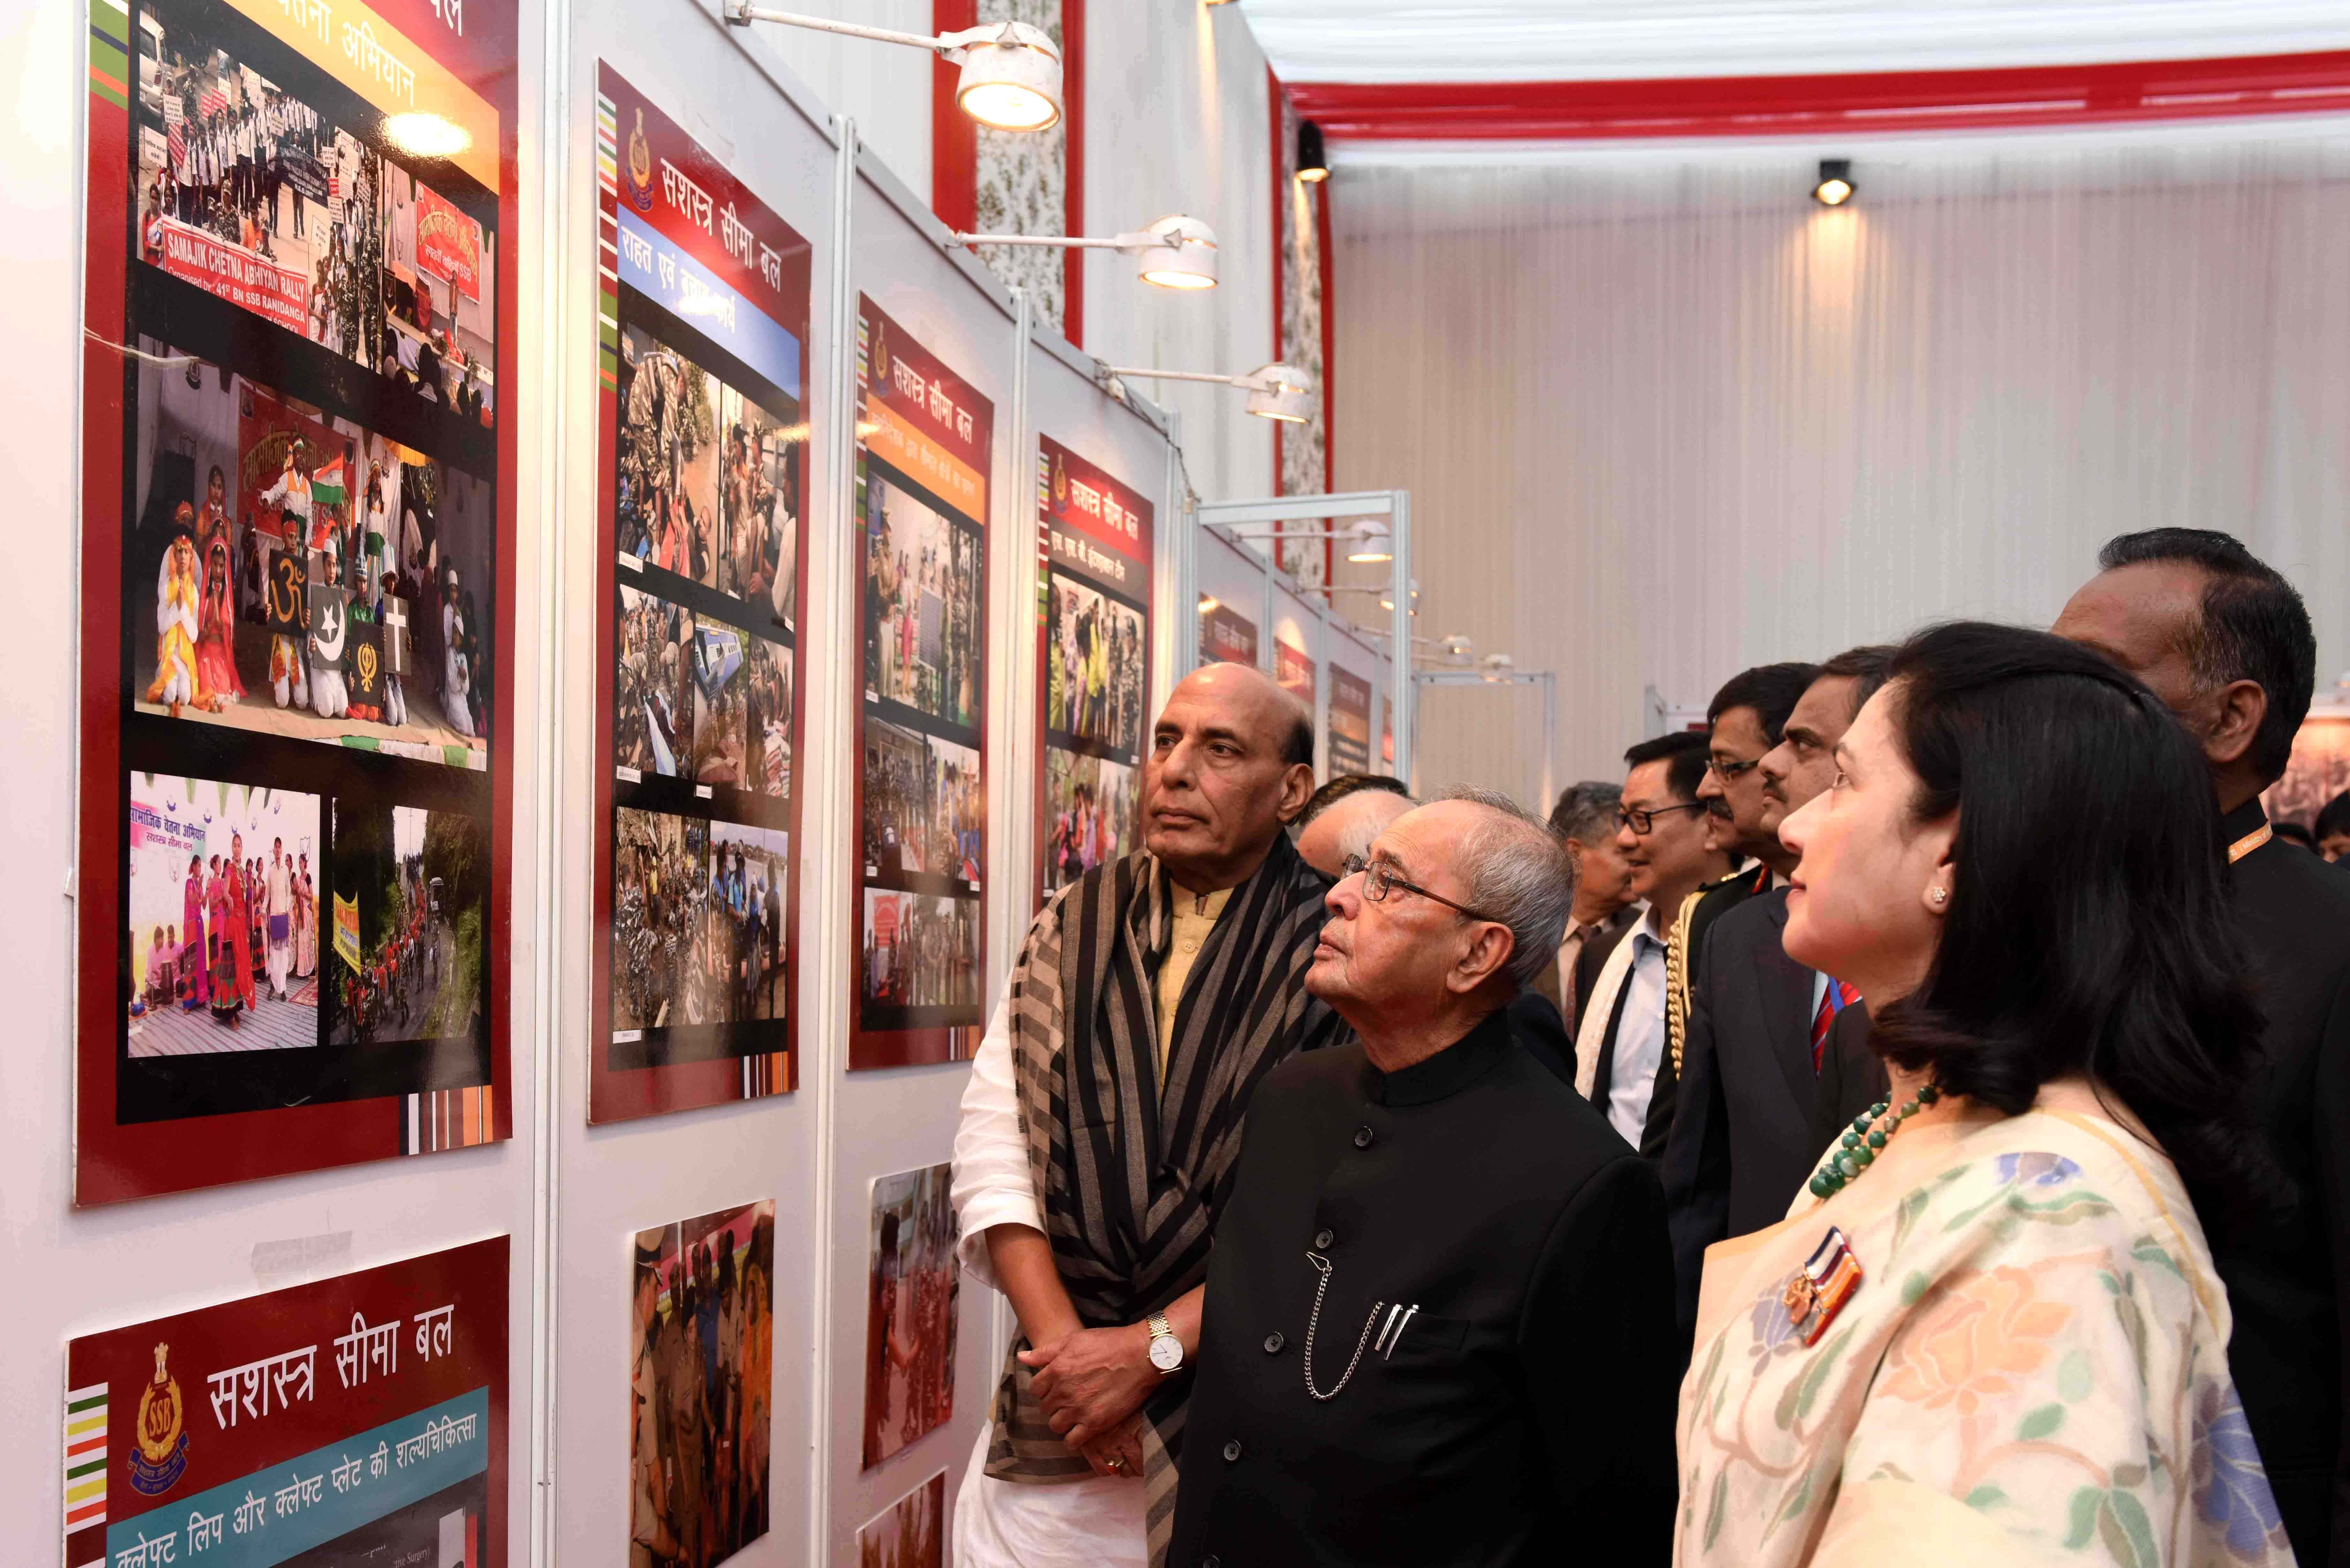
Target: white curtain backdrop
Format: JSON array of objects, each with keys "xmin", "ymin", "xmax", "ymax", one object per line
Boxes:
[{"xmin": 1330, "ymin": 131, "xmax": 2350, "ymax": 801}]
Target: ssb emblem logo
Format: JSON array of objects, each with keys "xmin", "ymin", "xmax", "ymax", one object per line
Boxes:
[
  {"xmin": 626, "ymin": 106, "xmax": 654, "ymax": 213},
  {"xmin": 129, "ymin": 1342, "xmax": 189, "ymax": 1496}
]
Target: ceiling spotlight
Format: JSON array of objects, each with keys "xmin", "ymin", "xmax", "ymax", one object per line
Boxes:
[
  {"xmin": 727, "ymin": 7, "xmax": 1061, "ymax": 132},
  {"xmin": 1812, "ymin": 158, "xmax": 1854, "ymax": 207},
  {"xmin": 1345, "ymin": 518, "xmax": 1391, "ymax": 563},
  {"xmin": 955, "ymin": 214, "xmax": 1217, "ymax": 290},
  {"xmin": 1099, "ymin": 360, "xmax": 1315, "ymax": 422},
  {"xmin": 1297, "ymin": 121, "xmax": 1329, "ymax": 184}
]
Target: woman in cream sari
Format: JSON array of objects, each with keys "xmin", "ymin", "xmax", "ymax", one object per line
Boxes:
[{"xmin": 1678, "ymin": 624, "xmax": 2294, "ymax": 1568}]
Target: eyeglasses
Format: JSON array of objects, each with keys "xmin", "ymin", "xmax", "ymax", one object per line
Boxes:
[
  {"xmin": 1339, "ymin": 854, "xmax": 1505, "ymax": 925},
  {"xmin": 1617, "ymin": 802, "xmax": 1709, "ymax": 836},
  {"xmin": 1707, "ymin": 755, "xmax": 1762, "ymax": 782}
]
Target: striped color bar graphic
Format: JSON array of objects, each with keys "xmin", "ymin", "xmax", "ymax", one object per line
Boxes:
[{"xmin": 63, "ymin": 1382, "xmax": 107, "ymax": 1532}]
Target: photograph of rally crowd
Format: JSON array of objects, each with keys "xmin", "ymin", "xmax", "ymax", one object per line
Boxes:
[
  {"xmin": 863, "ymin": 471, "xmax": 981, "ymax": 731},
  {"xmin": 863, "ymin": 722, "xmax": 981, "ymax": 885},
  {"xmin": 616, "ymin": 322, "xmax": 800, "ymax": 625},
  {"xmin": 861, "ymin": 1164, "xmax": 958, "ymax": 1470},
  {"xmin": 130, "ymin": 340, "xmax": 493, "ymax": 757},
  {"xmin": 125, "ymin": 773, "xmax": 321, "ymax": 1055},
  {"xmin": 630, "ymin": 1200, "xmax": 776, "ymax": 1568},
  {"xmin": 612, "ymin": 809, "xmax": 789, "ymax": 1037},
  {"xmin": 1044, "ymin": 573, "xmax": 1147, "ymax": 759},
  {"xmin": 859, "ymin": 892, "xmax": 981, "ymax": 1014},
  {"xmin": 327, "ymin": 802, "xmax": 485, "ymax": 1047},
  {"xmin": 134, "ymin": 8, "xmax": 496, "ymax": 418},
  {"xmin": 1042, "ymin": 750, "xmax": 1140, "ymax": 896}
]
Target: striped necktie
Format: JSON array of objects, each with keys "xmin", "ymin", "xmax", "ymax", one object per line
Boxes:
[{"xmin": 1811, "ymin": 978, "xmax": 1860, "ymax": 1071}]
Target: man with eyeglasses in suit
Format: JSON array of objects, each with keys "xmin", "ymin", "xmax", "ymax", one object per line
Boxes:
[{"xmin": 1572, "ymin": 731, "xmax": 1731, "ymax": 1154}]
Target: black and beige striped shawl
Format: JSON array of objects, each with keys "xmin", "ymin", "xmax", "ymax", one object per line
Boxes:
[{"xmin": 986, "ymin": 831, "xmax": 1344, "ymax": 1563}]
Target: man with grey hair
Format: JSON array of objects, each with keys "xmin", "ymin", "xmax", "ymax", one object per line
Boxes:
[
  {"xmin": 1167, "ymin": 788, "xmax": 1679, "ymax": 1567},
  {"xmin": 1292, "ymin": 773, "xmax": 1414, "ymax": 879},
  {"xmin": 1537, "ymin": 780, "xmax": 1641, "ymax": 1034}
]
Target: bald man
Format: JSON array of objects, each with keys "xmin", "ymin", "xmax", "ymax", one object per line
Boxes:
[
  {"xmin": 1294, "ymin": 774, "xmax": 1415, "ymax": 879},
  {"xmin": 953, "ymin": 663, "xmax": 1350, "ymax": 1568}
]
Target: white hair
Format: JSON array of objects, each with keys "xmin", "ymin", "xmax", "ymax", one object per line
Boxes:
[{"xmin": 1434, "ymin": 785, "xmax": 1578, "ymax": 993}]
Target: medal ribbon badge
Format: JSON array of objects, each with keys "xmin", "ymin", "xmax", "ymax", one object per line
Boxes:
[{"xmin": 1780, "ymin": 1226, "xmax": 1863, "ymax": 1347}]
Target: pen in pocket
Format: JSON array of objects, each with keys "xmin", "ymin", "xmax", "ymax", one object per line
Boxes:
[{"xmin": 1376, "ymin": 1302, "xmax": 1420, "ymax": 1359}]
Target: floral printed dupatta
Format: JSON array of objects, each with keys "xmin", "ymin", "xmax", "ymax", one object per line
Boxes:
[{"xmin": 1675, "ymin": 1080, "xmax": 2295, "ymax": 1568}]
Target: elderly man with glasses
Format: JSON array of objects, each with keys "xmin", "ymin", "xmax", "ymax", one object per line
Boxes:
[{"xmin": 1166, "ymin": 787, "xmax": 1678, "ymax": 1568}]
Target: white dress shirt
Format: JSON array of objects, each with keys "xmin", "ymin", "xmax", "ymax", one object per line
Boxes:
[
  {"xmin": 951, "ymin": 992, "xmax": 1147, "ymax": 1567},
  {"xmin": 1604, "ymin": 920, "xmax": 1672, "ymax": 1148}
]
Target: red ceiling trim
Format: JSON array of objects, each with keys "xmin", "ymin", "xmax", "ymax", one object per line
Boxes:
[{"xmin": 1287, "ymin": 50, "xmax": 2350, "ymax": 141}]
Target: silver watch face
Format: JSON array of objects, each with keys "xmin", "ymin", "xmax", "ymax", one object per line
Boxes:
[{"xmin": 1148, "ymin": 1334, "xmax": 1183, "ymax": 1371}]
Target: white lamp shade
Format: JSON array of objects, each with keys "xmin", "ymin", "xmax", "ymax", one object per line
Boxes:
[
  {"xmin": 1345, "ymin": 518, "xmax": 1392, "ymax": 562},
  {"xmin": 1243, "ymin": 362, "xmax": 1313, "ymax": 422},
  {"xmin": 955, "ymin": 22, "xmax": 1062, "ymax": 131},
  {"xmin": 1135, "ymin": 215, "xmax": 1217, "ymax": 290}
]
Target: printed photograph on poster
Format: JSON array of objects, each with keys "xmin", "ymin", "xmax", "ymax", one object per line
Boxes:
[
  {"xmin": 617, "ymin": 584, "xmax": 697, "ymax": 779},
  {"xmin": 862, "ymin": 1165, "xmax": 958, "ymax": 1470},
  {"xmin": 2261, "ymin": 709, "xmax": 2349, "ymax": 832},
  {"xmin": 612, "ymin": 808, "xmax": 712, "ymax": 1035},
  {"xmin": 381, "ymin": 165, "xmax": 497, "ymax": 418},
  {"xmin": 125, "ymin": 772, "xmax": 319, "ymax": 1054},
  {"xmin": 1200, "ymin": 598, "xmax": 1258, "ymax": 667},
  {"xmin": 1042, "ymin": 750, "xmax": 1139, "ymax": 896},
  {"xmin": 1328, "ymin": 666, "xmax": 1373, "ymax": 777},
  {"xmin": 856, "ymin": 1470, "xmax": 947, "ymax": 1568},
  {"xmin": 129, "ymin": 339, "xmax": 494, "ymax": 760},
  {"xmin": 860, "ymin": 891, "xmax": 982, "ymax": 1016},
  {"xmin": 134, "ymin": 7, "xmax": 383, "ymax": 373},
  {"xmin": 707, "ymin": 823, "xmax": 791, "ymax": 1024},
  {"xmin": 1044, "ymin": 573, "xmax": 1147, "ymax": 758},
  {"xmin": 618, "ymin": 321, "xmax": 799, "ymax": 623},
  {"xmin": 864, "ymin": 721, "xmax": 982, "ymax": 886},
  {"xmin": 327, "ymin": 802, "xmax": 486, "ymax": 1047},
  {"xmin": 62, "ymin": 1235, "xmax": 507, "ymax": 1568},
  {"xmin": 864, "ymin": 470, "xmax": 982, "ymax": 729},
  {"xmin": 631, "ymin": 1200, "xmax": 776, "ymax": 1568},
  {"xmin": 743, "ymin": 632, "xmax": 794, "ymax": 802},
  {"xmin": 1276, "ymin": 638, "xmax": 1316, "ymax": 711}
]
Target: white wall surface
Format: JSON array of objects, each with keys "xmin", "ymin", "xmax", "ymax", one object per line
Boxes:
[{"xmin": 1330, "ymin": 132, "xmax": 2350, "ymax": 796}]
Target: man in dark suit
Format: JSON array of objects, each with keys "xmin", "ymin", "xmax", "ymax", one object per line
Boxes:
[
  {"xmin": 1660, "ymin": 648, "xmax": 1893, "ymax": 1335},
  {"xmin": 1170, "ymin": 790, "xmax": 1676, "ymax": 1567},
  {"xmin": 1573, "ymin": 733, "xmax": 1730, "ymax": 1156},
  {"xmin": 1535, "ymin": 780, "xmax": 1640, "ymax": 1037},
  {"xmin": 2056, "ymin": 529, "xmax": 2349, "ymax": 1568}
]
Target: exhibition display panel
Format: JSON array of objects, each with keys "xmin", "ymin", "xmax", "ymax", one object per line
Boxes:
[
  {"xmin": 77, "ymin": 0, "xmax": 520, "ymax": 1201},
  {"xmin": 589, "ymin": 63, "xmax": 814, "ymax": 1122}
]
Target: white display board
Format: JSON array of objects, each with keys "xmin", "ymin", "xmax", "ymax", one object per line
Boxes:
[{"xmin": 547, "ymin": 4, "xmax": 839, "ymax": 1563}]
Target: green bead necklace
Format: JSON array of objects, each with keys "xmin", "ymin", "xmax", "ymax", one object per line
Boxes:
[{"xmin": 1807, "ymin": 1082, "xmax": 1942, "ymax": 1200}]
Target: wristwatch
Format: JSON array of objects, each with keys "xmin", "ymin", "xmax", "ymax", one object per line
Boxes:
[{"xmin": 1145, "ymin": 1314, "xmax": 1184, "ymax": 1374}]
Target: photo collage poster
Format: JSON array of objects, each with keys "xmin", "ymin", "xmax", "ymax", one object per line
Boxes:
[
  {"xmin": 1199, "ymin": 596, "xmax": 1257, "ymax": 668},
  {"xmin": 860, "ymin": 1164, "xmax": 958, "ymax": 1471},
  {"xmin": 628, "ymin": 1198, "xmax": 777, "ymax": 1567},
  {"xmin": 63, "ymin": 1235, "xmax": 508, "ymax": 1567},
  {"xmin": 852, "ymin": 298, "xmax": 991, "ymax": 1070},
  {"xmin": 591, "ymin": 66, "xmax": 812, "ymax": 1122},
  {"xmin": 1035, "ymin": 435, "xmax": 1152, "ymax": 905},
  {"xmin": 79, "ymin": 0, "xmax": 517, "ymax": 1202},
  {"xmin": 1327, "ymin": 663, "xmax": 1372, "ymax": 777}
]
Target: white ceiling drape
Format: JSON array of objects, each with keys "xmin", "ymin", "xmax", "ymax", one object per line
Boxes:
[{"xmin": 1329, "ymin": 134, "xmax": 2350, "ymax": 797}]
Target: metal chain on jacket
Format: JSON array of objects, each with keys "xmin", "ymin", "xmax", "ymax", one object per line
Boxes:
[{"xmin": 1302, "ymin": 1251, "xmax": 1385, "ymax": 1402}]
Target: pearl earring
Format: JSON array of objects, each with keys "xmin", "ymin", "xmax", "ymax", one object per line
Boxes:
[{"xmin": 1929, "ymin": 887, "xmax": 1947, "ymax": 906}]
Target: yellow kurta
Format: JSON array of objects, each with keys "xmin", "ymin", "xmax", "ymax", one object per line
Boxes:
[
  {"xmin": 1677, "ymin": 1079, "xmax": 2294, "ymax": 1568},
  {"xmin": 1153, "ymin": 885, "xmax": 1232, "ymax": 1082}
]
